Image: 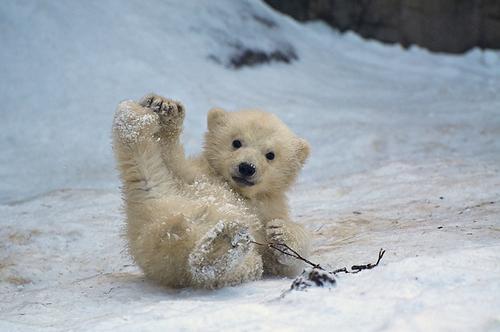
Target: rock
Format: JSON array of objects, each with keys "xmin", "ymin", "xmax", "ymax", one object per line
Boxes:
[
  {"xmin": 290, "ymin": 268, "xmax": 337, "ymax": 291},
  {"xmin": 264, "ymin": 0, "xmax": 500, "ymax": 53},
  {"xmin": 229, "ymin": 48, "xmax": 298, "ymax": 69}
]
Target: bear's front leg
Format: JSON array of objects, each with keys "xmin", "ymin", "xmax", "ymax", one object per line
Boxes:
[
  {"xmin": 139, "ymin": 93, "xmax": 185, "ymax": 141},
  {"xmin": 113, "ymin": 99, "xmax": 161, "ymax": 146},
  {"xmin": 264, "ymin": 219, "xmax": 311, "ymax": 277},
  {"xmin": 112, "ymin": 98, "xmax": 181, "ymax": 199},
  {"xmin": 138, "ymin": 93, "xmax": 195, "ymax": 182}
]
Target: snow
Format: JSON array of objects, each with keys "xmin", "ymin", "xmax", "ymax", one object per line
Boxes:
[{"xmin": 1, "ymin": 0, "xmax": 499, "ymax": 331}]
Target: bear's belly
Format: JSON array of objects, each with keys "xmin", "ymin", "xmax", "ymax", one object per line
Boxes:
[{"xmin": 177, "ymin": 176, "xmax": 263, "ymax": 239}]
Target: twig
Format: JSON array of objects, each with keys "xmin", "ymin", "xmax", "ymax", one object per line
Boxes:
[
  {"xmin": 250, "ymin": 241, "xmax": 323, "ymax": 269},
  {"xmin": 345, "ymin": 248, "xmax": 386, "ymax": 274},
  {"xmin": 251, "ymin": 240, "xmax": 386, "ymax": 275}
]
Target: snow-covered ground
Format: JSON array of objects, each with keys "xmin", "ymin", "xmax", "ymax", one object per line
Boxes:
[{"xmin": 1, "ymin": 0, "xmax": 499, "ymax": 331}]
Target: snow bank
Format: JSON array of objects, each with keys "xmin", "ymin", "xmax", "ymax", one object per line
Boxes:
[{"xmin": 1, "ymin": 0, "xmax": 499, "ymax": 203}]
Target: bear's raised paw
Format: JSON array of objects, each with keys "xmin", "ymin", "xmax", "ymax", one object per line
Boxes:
[
  {"xmin": 113, "ymin": 100, "xmax": 160, "ymax": 144},
  {"xmin": 139, "ymin": 93, "xmax": 185, "ymax": 128}
]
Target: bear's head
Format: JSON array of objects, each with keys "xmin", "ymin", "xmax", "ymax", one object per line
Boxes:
[{"xmin": 204, "ymin": 108, "xmax": 310, "ymax": 198}]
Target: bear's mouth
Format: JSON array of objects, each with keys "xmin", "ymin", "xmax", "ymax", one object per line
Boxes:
[{"xmin": 232, "ymin": 176, "xmax": 255, "ymax": 187}]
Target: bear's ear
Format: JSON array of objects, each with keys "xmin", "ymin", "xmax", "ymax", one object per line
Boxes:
[
  {"xmin": 207, "ymin": 108, "xmax": 227, "ymax": 131},
  {"xmin": 296, "ymin": 138, "xmax": 310, "ymax": 165}
]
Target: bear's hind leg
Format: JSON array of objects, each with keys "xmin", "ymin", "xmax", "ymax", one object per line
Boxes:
[
  {"xmin": 131, "ymin": 213, "xmax": 193, "ymax": 287},
  {"xmin": 188, "ymin": 220, "xmax": 263, "ymax": 288}
]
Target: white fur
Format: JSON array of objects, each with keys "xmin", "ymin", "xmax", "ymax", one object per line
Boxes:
[{"xmin": 112, "ymin": 93, "xmax": 311, "ymax": 288}]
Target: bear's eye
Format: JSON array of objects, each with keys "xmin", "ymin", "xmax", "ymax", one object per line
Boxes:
[
  {"xmin": 266, "ymin": 152, "xmax": 275, "ymax": 160},
  {"xmin": 232, "ymin": 139, "xmax": 242, "ymax": 149}
]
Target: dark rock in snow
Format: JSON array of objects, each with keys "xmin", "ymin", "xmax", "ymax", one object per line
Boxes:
[
  {"xmin": 264, "ymin": 0, "xmax": 500, "ymax": 53},
  {"xmin": 291, "ymin": 268, "xmax": 337, "ymax": 291},
  {"xmin": 229, "ymin": 48, "xmax": 298, "ymax": 69}
]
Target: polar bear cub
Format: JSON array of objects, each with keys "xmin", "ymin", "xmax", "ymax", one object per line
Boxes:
[{"xmin": 112, "ymin": 93, "xmax": 311, "ymax": 288}]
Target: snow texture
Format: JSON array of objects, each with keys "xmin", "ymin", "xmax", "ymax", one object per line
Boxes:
[{"xmin": 1, "ymin": 0, "xmax": 500, "ymax": 331}]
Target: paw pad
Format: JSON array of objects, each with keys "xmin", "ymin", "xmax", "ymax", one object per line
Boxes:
[
  {"xmin": 113, "ymin": 101, "xmax": 158, "ymax": 143},
  {"xmin": 140, "ymin": 93, "xmax": 185, "ymax": 125},
  {"xmin": 188, "ymin": 221, "xmax": 253, "ymax": 286}
]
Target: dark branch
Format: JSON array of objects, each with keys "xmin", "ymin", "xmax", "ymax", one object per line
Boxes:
[
  {"xmin": 346, "ymin": 248, "xmax": 386, "ymax": 274},
  {"xmin": 251, "ymin": 240, "xmax": 386, "ymax": 275},
  {"xmin": 250, "ymin": 241, "xmax": 323, "ymax": 269}
]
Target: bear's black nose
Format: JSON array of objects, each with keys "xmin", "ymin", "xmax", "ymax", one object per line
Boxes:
[{"xmin": 238, "ymin": 162, "xmax": 256, "ymax": 177}]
